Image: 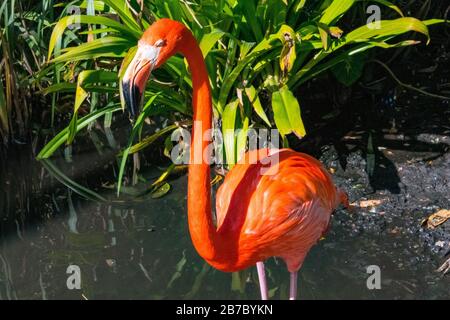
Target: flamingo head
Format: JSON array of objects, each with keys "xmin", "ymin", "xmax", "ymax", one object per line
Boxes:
[{"xmin": 121, "ymin": 19, "xmax": 187, "ymax": 119}]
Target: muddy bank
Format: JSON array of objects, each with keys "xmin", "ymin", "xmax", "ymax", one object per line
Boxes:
[
  {"xmin": 289, "ymin": 34, "xmax": 450, "ymax": 281},
  {"xmin": 309, "ymin": 101, "xmax": 450, "ymax": 293}
]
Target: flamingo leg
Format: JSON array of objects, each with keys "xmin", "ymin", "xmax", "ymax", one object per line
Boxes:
[
  {"xmin": 289, "ymin": 272, "xmax": 298, "ymax": 300},
  {"xmin": 256, "ymin": 261, "xmax": 268, "ymax": 300}
]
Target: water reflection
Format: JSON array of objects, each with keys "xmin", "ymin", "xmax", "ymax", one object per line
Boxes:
[{"xmin": 0, "ymin": 145, "xmax": 448, "ymax": 300}]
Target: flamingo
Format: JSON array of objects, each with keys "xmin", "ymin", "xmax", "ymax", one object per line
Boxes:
[{"xmin": 121, "ymin": 19, "xmax": 349, "ymax": 300}]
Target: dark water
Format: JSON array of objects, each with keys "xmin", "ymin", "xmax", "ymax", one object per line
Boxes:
[{"xmin": 0, "ymin": 142, "xmax": 448, "ymax": 300}]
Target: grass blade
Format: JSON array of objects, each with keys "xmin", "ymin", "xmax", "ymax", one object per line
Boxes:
[{"xmin": 37, "ymin": 104, "xmax": 122, "ymax": 159}]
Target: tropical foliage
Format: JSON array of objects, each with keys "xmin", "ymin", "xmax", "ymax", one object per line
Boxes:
[
  {"xmin": 6, "ymin": 0, "xmax": 443, "ymax": 192},
  {"xmin": 0, "ymin": 0, "xmax": 58, "ymax": 143}
]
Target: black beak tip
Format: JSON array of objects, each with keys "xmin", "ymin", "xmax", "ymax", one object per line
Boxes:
[{"xmin": 121, "ymin": 79, "xmax": 141, "ymax": 121}]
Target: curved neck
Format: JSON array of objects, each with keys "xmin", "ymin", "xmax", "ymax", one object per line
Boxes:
[{"xmin": 179, "ymin": 33, "xmax": 217, "ymax": 261}]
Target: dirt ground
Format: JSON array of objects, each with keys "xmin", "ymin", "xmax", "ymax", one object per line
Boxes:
[{"xmin": 281, "ymin": 29, "xmax": 450, "ymax": 281}]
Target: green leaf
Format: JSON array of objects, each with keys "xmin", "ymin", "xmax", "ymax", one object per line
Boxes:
[
  {"xmin": 239, "ymin": 41, "xmax": 256, "ymax": 60},
  {"xmin": 41, "ymin": 83, "xmax": 77, "ymax": 95},
  {"xmin": 221, "ymin": 94, "xmax": 250, "ymax": 167},
  {"xmin": 423, "ymin": 19, "xmax": 446, "ymax": 27},
  {"xmin": 152, "ymin": 164, "xmax": 176, "ymax": 188},
  {"xmin": 222, "ymin": 99, "xmax": 240, "ymax": 167},
  {"xmin": 236, "ymin": 115, "xmax": 249, "ymax": 164},
  {"xmin": 331, "ymin": 52, "xmax": 366, "ymax": 86},
  {"xmin": 67, "ymin": 70, "xmax": 118, "ymax": 145},
  {"xmin": 199, "ymin": 29, "xmax": 225, "ymax": 58},
  {"xmin": 265, "ymin": 0, "xmax": 288, "ymax": 31},
  {"xmin": 40, "ymin": 159, "xmax": 107, "ymax": 202},
  {"xmin": 151, "ymin": 182, "xmax": 171, "ymax": 199},
  {"xmin": 37, "ymin": 105, "xmax": 122, "ymax": 159},
  {"xmin": 100, "ymin": 0, "xmax": 143, "ymax": 34},
  {"xmin": 237, "ymin": 0, "xmax": 263, "ymax": 41},
  {"xmin": 42, "ymin": 83, "xmax": 117, "ymax": 95},
  {"xmin": 244, "ymin": 86, "xmax": 271, "ymax": 127},
  {"xmin": 126, "ymin": 122, "xmax": 188, "ymax": 155},
  {"xmin": 50, "ymin": 37, "xmax": 133, "ymax": 64},
  {"xmin": 317, "ymin": 23, "xmax": 329, "ymax": 51},
  {"xmin": 320, "ymin": 0, "xmax": 355, "ymax": 25},
  {"xmin": 231, "ymin": 271, "xmax": 246, "ymax": 294},
  {"xmin": 48, "ymin": 15, "xmax": 139, "ymax": 60},
  {"xmin": 272, "ymin": 86, "xmax": 306, "ymax": 138},
  {"xmin": 294, "ymin": 0, "xmax": 307, "ymax": 12},
  {"xmin": 346, "ymin": 18, "xmax": 431, "ymax": 44}
]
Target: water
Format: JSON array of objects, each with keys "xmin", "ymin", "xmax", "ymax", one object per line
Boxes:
[{"xmin": 0, "ymin": 143, "xmax": 448, "ymax": 300}]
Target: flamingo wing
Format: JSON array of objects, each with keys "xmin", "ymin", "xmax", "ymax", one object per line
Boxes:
[{"xmin": 215, "ymin": 148, "xmax": 340, "ymax": 272}]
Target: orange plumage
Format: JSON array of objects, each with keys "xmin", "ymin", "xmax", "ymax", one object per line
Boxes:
[{"xmin": 214, "ymin": 148, "xmax": 342, "ymax": 273}]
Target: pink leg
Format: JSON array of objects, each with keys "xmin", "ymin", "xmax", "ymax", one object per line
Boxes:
[
  {"xmin": 256, "ymin": 261, "xmax": 268, "ymax": 300},
  {"xmin": 289, "ymin": 272, "xmax": 298, "ymax": 300}
]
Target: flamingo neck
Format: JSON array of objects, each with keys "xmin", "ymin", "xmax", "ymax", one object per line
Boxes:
[{"xmin": 180, "ymin": 33, "xmax": 217, "ymax": 262}]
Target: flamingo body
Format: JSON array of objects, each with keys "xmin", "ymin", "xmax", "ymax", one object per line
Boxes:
[{"xmin": 211, "ymin": 148, "xmax": 341, "ymax": 273}]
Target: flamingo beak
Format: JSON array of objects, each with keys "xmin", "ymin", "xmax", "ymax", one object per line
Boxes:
[{"xmin": 121, "ymin": 44, "xmax": 160, "ymax": 120}]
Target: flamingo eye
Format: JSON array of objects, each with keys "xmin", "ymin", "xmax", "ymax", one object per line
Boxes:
[{"xmin": 154, "ymin": 39, "xmax": 166, "ymax": 47}]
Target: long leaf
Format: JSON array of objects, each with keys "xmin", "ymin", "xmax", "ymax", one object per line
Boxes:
[
  {"xmin": 41, "ymin": 159, "xmax": 107, "ymax": 202},
  {"xmin": 199, "ymin": 29, "xmax": 225, "ymax": 57},
  {"xmin": 37, "ymin": 105, "xmax": 122, "ymax": 159},
  {"xmin": 345, "ymin": 17, "xmax": 431, "ymax": 44},
  {"xmin": 48, "ymin": 15, "xmax": 140, "ymax": 60},
  {"xmin": 100, "ymin": 0, "xmax": 143, "ymax": 34},
  {"xmin": 50, "ymin": 37, "xmax": 133, "ymax": 64},
  {"xmin": 320, "ymin": 0, "xmax": 355, "ymax": 25},
  {"xmin": 222, "ymin": 99, "xmax": 240, "ymax": 167},
  {"xmin": 126, "ymin": 122, "xmax": 191, "ymax": 155}
]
